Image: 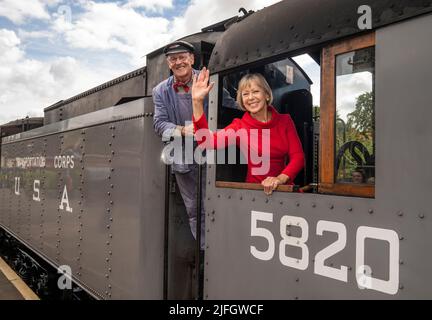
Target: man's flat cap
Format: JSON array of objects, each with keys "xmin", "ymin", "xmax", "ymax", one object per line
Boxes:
[{"xmin": 163, "ymin": 40, "xmax": 195, "ymax": 55}]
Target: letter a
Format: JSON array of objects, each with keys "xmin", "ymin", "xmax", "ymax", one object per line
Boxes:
[
  {"xmin": 59, "ymin": 185, "xmax": 73, "ymax": 212},
  {"xmin": 358, "ymin": 5, "xmax": 372, "ymax": 30}
]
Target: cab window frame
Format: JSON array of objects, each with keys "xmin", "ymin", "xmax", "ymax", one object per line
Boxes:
[
  {"xmin": 213, "ymin": 53, "xmax": 317, "ymax": 193},
  {"xmin": 319, "ymin": 32, "xmax": 375, "ymax": 198}
]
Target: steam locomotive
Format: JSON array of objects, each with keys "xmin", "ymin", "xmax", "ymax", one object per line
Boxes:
[{"xmin": 1, "ymin": 0, "xmax": 432, "ymax": 299}]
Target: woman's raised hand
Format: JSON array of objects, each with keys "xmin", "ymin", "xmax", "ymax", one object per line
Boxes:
[{"xmin": 192, "ymin": 67, "xmax": 214, "ymax": 102}]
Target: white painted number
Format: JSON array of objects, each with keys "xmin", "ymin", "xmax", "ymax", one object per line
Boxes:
[
  {"xmin": 250, "ymin": 212, "xmax": 400, "ymax": 296},
  {"xmin": 250, "ymin": 211, "xmax": 275, "ymax": 261},
  {"xmin": 314, "ymin": 221, "xmax": 348, "ymax": 282},
  {"xmin": 356, "ymin": 226, "xmax": 399, "ymax": 295},
  {"xmin": 279, "ymin": 216, "xmax": 309, "ymax": 270}
]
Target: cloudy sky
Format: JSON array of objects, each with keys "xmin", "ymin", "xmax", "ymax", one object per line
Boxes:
[{"xmin": 0, "ymin": 0, "xmax": 282, "ymax": 125}]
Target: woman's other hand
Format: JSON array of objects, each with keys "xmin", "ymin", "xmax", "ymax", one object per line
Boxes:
[
  {"xmin": 261, "ymin": 174, "xmax": 289, "ymax": 195},
  {"xmin": 192, "ymin": 67, "xmax": 214, "ymax": 103}
]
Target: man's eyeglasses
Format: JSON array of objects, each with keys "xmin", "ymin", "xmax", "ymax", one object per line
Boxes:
[{"xmin": 167, "ymin": 54, "xmax": 189, "ymax": 64}]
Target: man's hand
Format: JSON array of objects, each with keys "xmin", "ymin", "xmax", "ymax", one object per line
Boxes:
[{"xmin": 181, "ymin": 123, "xmax": 195, "ymax": 137}]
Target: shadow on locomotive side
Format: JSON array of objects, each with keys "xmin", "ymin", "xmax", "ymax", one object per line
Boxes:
[{"xmin": 1, "ymin": 0, "xmax": 432, "ymax": 299}]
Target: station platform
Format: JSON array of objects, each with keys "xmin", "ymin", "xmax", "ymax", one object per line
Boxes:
[{"xmin": 0, "ymin": 257, "xmax": 39, "ymax": 300}]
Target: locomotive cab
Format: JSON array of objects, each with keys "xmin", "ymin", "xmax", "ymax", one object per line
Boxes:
[{"xmin": 215, "ymin": 54, "xmax": 317, "ymax": 188}]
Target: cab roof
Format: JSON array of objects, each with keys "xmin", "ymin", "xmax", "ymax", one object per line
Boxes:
[{"xmin": 209, "ymin": 0, "xmax": 432, "ymax": 73}]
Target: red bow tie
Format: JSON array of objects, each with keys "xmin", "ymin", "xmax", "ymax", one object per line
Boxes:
[{"xmin": 173, "ymin": 82, "xmax": 190, "ymax": 93}]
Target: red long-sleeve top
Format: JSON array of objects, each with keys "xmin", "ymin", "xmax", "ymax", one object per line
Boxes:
[{"xmin": 193, "ymin": 106, "xmax": 304, "ymax": 184}]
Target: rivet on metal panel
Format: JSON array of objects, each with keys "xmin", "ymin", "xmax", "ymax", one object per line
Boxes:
[
  {"xmin": 368, "ymin": 209, "xmax": 374, "ymax": 214},
  {"xmin": 280, "ymin": 201, "xmax": 283, "ymax": 205},
  {"xmin": 110, "ymin": 218, "xmax": 113, "ymax": 222},
  {"xmin": 106, "ymin": 258, "xmax": 110, "ymax": 262},
  {"xmin": 211, "ymin": 217, "xmax": 215, "ymax": 222},
  {"xmin": 109, "ymin": 251, "xmax": 113, "ymax": 255},
  {"xmin": 399, "ymin": 260, "xmax": 404, "ymax": 265},
  {"xmin": 397, "ymin": 211, "xmax": 403, "ymax": 217},
  {"xmin": 295, "ymin": 278, "xmax": 299, "ymax": 282},
  {"xmin": 329, "ymin": 204, "xmax": 334, "ymax": 210},
  {"xmin": 399, "ymin": 236, "xmax": 404, "ymax": 240},
  {"xmin": 252, "ymin": 198, "xmax": 255, "ymax": 202},
  {"xmin": 399, "ymin": 284, "xmax": 404, "ymax": 290},
  {"xmin": 265, "ymin": 199, "xmax": 269, "ymax": 203},
  {"xmin": 107, "ymin": 225, "xmax": 111, "ymax": 229},
  {"xmin": 296, "ymin": 202, "xmax": 300, "ymax": 207},
  {"xmin": 348, "ymin": 207, "xmax": 353, "ymax": 212},
  {"xmin": 419, "ymin": 214, "xmax": 425, "ymax": 219},
  {"xmin": 106, "ymin": 241, "xmax": 110, "ymax": 245},
  {"xmin": 110, "ymin": 201, "xmax": 114, "ymax": 205},
  {"xmin": 312, "ymin": 203, "xmax": 316, "ymax": 208}
]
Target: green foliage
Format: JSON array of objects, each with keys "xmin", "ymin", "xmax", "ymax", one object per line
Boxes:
[{"xmin": 336, "ymin": 92, "xmax": 375, "ymax": 181}]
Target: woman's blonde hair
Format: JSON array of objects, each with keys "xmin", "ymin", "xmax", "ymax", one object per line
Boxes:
[{"xmin": 236, "ymin": 73, "xmax": 273, "ymax": 111}]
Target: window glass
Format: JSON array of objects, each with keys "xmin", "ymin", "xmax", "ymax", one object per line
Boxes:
[{"xmin": 335, "ymin": 47, "xmax": 375, "ymax": 184}]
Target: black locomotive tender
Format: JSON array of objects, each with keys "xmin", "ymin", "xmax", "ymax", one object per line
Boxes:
[{"xmin": 1, "ymin": 0, "xmax": 432, "ymax": 299}]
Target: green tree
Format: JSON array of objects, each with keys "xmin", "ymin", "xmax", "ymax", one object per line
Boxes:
[{"xmin": 347, "ymin": 92, "xmax": 374, "ymax": 139}]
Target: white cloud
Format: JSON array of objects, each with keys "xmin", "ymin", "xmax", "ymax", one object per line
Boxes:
[
  {"xmin": 17, "ymin": 29, "xmax": 54, "ymax": 40},
  {"xmin": 336, "ymin": 72, "xmax": 373, "ymax": 121},
  {"xmin": 52, "ymin": 1, "xmax": 172, "ymax": 66},
  {"xmin": 124, "ymin": 0, "xmax": 173, "ymax": 12},
  {"xmin": 0, "ymin": 0, "xmax": 61, "ymax": 24},
  {"xmin": 0, "ymin": 28, "xmax": 126, "ymax": 124},
  {"xmin": 0, "ymin": 0, "xmax": 285, "ymax": 124},
  {"xmin": 170, "ymin": 0, "xmax": 282, "ymax": 39}
]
